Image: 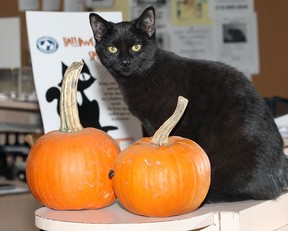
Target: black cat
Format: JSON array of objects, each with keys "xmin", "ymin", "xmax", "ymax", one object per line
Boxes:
[
  {"xmin": 46, "ymin": 61, "xmax": 117, "ymax": 132},
  {"xmin": 89, "ymin": 6, "xmax": 288, "ymax": 202}
]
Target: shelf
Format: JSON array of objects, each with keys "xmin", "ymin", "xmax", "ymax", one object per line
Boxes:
[{"xmin": 0, "ymin": 100, "xmax": 39, "ymax": 111}]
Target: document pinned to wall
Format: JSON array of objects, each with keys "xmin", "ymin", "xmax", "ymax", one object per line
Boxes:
[
  {"xmin": 170, "ymin": 25, "xmax": 216, "ymax": 61},
  {"xmin": 215, "ymin": 0, "xmax": 254, "ymax": 13},
  {"xmin": 214, "ymin": 12, "xmax": 259, "ymax": 77},
  {"xmin": 170, "ymin": 0, "xmax": 213, "ymax": 26},
  {"xmin": 18, "ymin": 0, "xmax": 40, "ymax": 11},
  {"xmin": 169, "ymin": 0, "xmax": 216, "ymax": 61},
  {"xmin": 85, "ymin": 0, "xmax": 115, "ymax": 8},
  {"xmin": 63, "ymin": 0, "xmax": 84, "ymax": 11},
  {"xmin": 130, "ymin": 0, "xmax": 259, "ymax": 79},
  {"xmin": 26, "ymin": 11, "xmax": 143, "ymax": 149},
  {"xmin": 42, "ymin": 0, "xmax": 61, "ymax": 11},
  {"xmin": 0, "ymin": 17, "xmax": 21, "ymax": 68},
  {"xmin": 214, "ymin": 0, "xmax": 259, "ymax": 77}
]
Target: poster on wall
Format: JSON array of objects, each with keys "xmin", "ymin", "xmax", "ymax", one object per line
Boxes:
[
  {"xmin": 130, "ymin": 0, "xmax": 258, "ymax": 79},
  {"xmin": 214, "ymin": 0, "xmax": 259, "ymax": 77},
  {"xmin": 26, "ymin": 11, "xmax": 143, "ymax": 149},
  {"xmin": 0, "ymin": 17, "xmax": 21, "ymax": 68},
  {"xmin": 170, "ymin": 0, "xmax": 213, "ymax": 26},
  {"xmin": 214, "ymin": 12, "xmax": 259, "ymax": 77},
  {"xmin": 169, "ymin": 0, "xmax": 216, "ymax": 61},
  {"xmin": 215, "ymin": 0, "xmax": 254, "ymax": 13}
]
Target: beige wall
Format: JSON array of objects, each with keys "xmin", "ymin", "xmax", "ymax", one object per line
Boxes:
[{"xmin": 252, "ymin": 0, "xmax": 288, "ymax": 98}]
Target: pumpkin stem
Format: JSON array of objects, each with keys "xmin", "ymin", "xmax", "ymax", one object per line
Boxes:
[
  {"xmin": 59, "ymin": 61, "xmax": 84, "ymax": 133},
  {"xmin": 151, "ymin": 96, "xmax": 189, "ymax": 146}
]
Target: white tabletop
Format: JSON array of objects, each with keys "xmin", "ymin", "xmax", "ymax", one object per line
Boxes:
[
  {"xmin": 35, "ymin": 201, "xmax": 215, "ymax": 231},
  {"xmin": 35, "ymin": 192, "xmax": 288, "ymax": 231}
]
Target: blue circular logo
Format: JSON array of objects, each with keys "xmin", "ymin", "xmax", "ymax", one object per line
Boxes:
[{"xmin": 36, "ymin": 36, "xmax": 58, "ymax": 54}]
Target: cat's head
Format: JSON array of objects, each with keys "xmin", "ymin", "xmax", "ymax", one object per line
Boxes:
[{"xmin": 89, "ymin": 6, "xmax": 157, "ymax": 77}]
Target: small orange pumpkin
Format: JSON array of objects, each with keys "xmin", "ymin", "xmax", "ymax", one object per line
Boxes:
[
  {"xmin": 26, "ymin": 62, "xmax": 120, "ymax": 210},
  {"xmin": 112, "ymin": 96, "xmax": 211, "ymax": 217}
]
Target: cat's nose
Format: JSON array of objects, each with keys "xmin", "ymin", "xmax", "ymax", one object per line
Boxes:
[{"xmin": 121, "ymin": 60, "xmax": 131, "ymax": 67}]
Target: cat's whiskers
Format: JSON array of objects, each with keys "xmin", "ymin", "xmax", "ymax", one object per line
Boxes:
[
  {"xmin": 135, "ymin": 68, "xmax": 152, "ymax": 93},
  {"xmin": 143, "ymin": 68, "xmax": 159, "ymax": 89},
  {"xmin": 97, "ymin": 67, "xmax": 112, "ymax": 82},
  {"xmin": 137, "ymin": 67, "xmax": 167, "ymax": 97}
]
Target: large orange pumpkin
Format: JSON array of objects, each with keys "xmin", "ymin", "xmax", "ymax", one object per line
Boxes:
[
  {"xmin": 112, "ymin": 96, "xmax": 211, "ymax": 217},
  {"xmin": 26, "ymin": 62, "xmax": 120, "ymax": 210}
]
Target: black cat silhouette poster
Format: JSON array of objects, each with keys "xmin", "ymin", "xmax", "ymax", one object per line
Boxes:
[{"xmin": 26, "ymin": 11, "xmax": 143, "ymax": 150}]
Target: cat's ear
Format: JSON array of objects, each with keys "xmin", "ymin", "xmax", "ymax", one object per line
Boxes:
[
  {"xmin": 89, "ymin": 13, "xmax": 112, "ymax": 43},
  {"xmin": 136, "ymin": 6, "xmax": 156, "ymax": 37}
]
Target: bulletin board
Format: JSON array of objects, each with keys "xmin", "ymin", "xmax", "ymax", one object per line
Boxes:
[{"xmin": 0, "ymin": 0, "xmax": 287, "ymax": 98}]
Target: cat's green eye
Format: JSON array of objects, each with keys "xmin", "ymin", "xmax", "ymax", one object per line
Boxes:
[
  {"xmin": 108, "ymin": 46, "xmax": 118, "ymax": 54},
  {"xmin": 131, "ymin": 44, "xmax": 142, "ymax": 52}
]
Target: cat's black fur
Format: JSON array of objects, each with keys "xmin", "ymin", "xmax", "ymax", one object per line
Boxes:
[{"xmin": 89, "ymin": 7, "xmax": 288, "ymax": 202}]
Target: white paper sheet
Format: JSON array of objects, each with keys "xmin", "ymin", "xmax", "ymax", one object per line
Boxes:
[
  {"xmin": 63, "ymin": 0, "xmax": 84, "ymax": 12},
  {"xmin": 215, "ymin": 0, "xmax": 254, "ymax": 13},
  {"xmin": 42, "ymin": 0, "xmax": 61, "ymax": 11},
  {"xmin": 0, "ymin": 17, "xmax": 21, "ymax": 68},
  {"xmin": 214, "ymin": 12, "xmax": 259, "ymax": 75},
  {"xmin": 18, "ymin": 0, "xmax": 40, "ymax": 11},
  {"xmin": 170, "ymin": 25, "xmax": 216, "ymax": 61},
  {"xmin": 26, "ymin": 11, "xmax": 143, "ymax": 150}
]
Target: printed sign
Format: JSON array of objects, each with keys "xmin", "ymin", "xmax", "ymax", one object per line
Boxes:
[{"xmin": 26, "ymin": 11, "xmax": 143, "ymax": 149}]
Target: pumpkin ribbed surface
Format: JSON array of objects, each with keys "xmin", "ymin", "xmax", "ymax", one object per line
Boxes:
[
  {"xmin": 26, "ymin": 128, "xmax": 119, "ymax": 210},
  {"xmin": 112, "ymin": 136, "xmax": 210, "ymax": 217}
]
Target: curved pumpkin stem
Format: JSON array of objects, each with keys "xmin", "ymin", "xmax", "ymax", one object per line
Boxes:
[
  {"xmin": 59, "ymin": 61, "xmax": 84, "ymax": 133},
  {"xmin": 151, "ymin": 96, "xmax": 189, "ymax": 146}
]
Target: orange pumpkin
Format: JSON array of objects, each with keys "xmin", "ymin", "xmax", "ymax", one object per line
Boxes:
[
  {"xmin": 112, "ymin": 96, "xmax": 211, "ymax": 217},
  {"xmin": 26, "ymin": 62, "xmax": 120, "ymax": 210}
]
